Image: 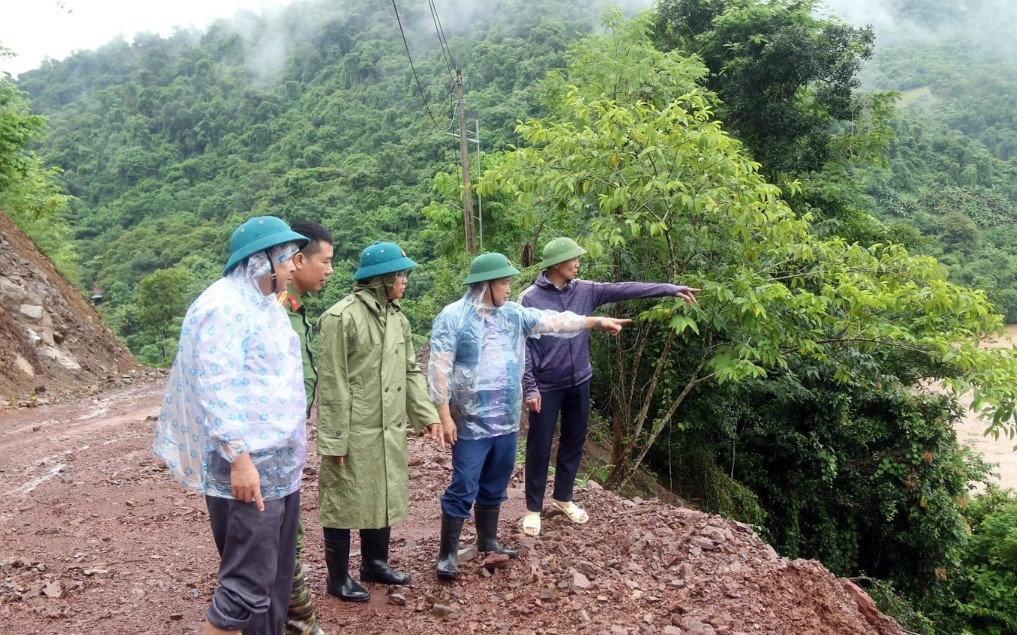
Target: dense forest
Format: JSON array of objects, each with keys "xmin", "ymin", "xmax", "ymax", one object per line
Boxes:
[
  {"xmin": 5, "ymin": 0, "xmax": 1017, "ymax": 632},
  {"xmin": 826, "ymin": 0, "xmax": 1017, "ymax": 323}
]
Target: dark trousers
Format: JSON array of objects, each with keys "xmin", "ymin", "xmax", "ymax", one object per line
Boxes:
[
  {"xmin": 524, "ymin": 380, "xmax": 591, "ymax": 513},
  {"xmin": 206, "ymin": 491, "xmax": 300, "ymax": 635},
  {"xmin": 440, "ymin": 432, "xmax": 518, "ymax": 519}
]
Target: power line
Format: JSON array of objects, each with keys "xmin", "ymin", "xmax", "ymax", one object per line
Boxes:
[
  {"xmin": 403, "ymin": 83, "xmax": 457, "ymax": 151},
  {"xmin": 391, "ymin": 0, "xmax": 476, "ymax": 252},
  {"xmin": 428, "ymin": 0, "xmax": 456, "ymax": 82},
  {"xmin": 391, "ymin": 0, "xmax": 441, "ymax": 128}
]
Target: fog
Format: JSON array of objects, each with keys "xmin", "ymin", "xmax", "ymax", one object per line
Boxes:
[
  {"xmin": 1, "ymin": 0, "xmax": 281, "ymax": 78},
  {"xmin": 228, "ymin": 0, "xmax": 657, "ymax": 86},
  {"xmin": 820, "ymin": 0, "xmax": 1017, "ymax": 61}
]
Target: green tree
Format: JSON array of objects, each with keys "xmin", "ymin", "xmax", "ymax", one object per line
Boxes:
[
  {"xmin": 478, "ymin": 12, "xmax": 1017, "ymax": 595},
  {"xmin": 0, "ymin": 77, "xmax": 45, "ymax": 188},
  {"xmin": 484, "ymin": 12, "xmax": 1017, "ymax": 477},
  {"xmin": 653, "ymin": 0, "xmax": 876, "ymax": 182},
  {"xmin": 939, "ymin": 209, "xmax": 980, "ymax": 254},
  {"xmin": 937, "ymin": 486, "xmax": 1017, "ymax": 634},
  {"xmin": 0, "ymin": 74, "xmax": 77, "ymax": 279},
  {"xmin": 136, "ymin": 267, "xmax": 192, "ymax": 364},
  {"xmin": 487, "ymin": 83, "xmax": 1017, "ymax": 483}
]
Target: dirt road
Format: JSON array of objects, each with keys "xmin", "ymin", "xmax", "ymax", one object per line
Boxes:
[
  {"xmin": 0, "ymin": 383, "xmax": 162, "ymax": 504},
  {"xmin": 0, "ymin": 380, "xmax": 903, "ymax": 635}
]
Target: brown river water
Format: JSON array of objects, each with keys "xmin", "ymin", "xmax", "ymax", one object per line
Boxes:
[{"xmin": 954, "ymin": 324, "xmax": 1017, "ymax": 490}]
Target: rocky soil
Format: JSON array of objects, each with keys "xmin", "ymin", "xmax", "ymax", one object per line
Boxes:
[
  {"xmin": 0, "ymin": 378, "xmax": 905, "ymax": 635},
  {"xmin": 0, "ymin": 212, "xmax": 141, "ymax": 407}
]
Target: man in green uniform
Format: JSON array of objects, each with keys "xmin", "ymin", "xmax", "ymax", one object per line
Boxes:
[
  {"xmin": 315, "ymin": 241, "xmax": 443, "ymax": 602},
  {"xmin": 276, "ymin": 221, "xmax": 334, "ymax": 635}
]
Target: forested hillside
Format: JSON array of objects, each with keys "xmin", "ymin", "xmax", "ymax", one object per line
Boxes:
[
  {"xmin": 13, "ymin": 0, "xmax": 620, "ymax": 361},
  {"xmin": 827, "ymin": 0, "xmax": 1017, "ymax": 321},
  {"xmin": 6, "ymin": 1, "xmax": 1017, "ymax": 633}
]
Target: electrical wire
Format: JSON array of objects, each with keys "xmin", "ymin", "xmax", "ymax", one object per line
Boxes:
[
  {"xmin": 403, "ymin": 83, "xmax": 457, "ymax": 151},
  {"xmin": 391, "ymin": 0, "xmax": 441, "ymax": 128},
  {"xmin": 428, "ymin": 0, "xmax": 456, "ymax": 82}
]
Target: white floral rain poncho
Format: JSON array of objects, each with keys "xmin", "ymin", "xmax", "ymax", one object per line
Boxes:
[
  {"xmin": 154, "ymin": 245, "xmax": 307, "ymax": 499},
  {"xmin": 428, "ymin": 283, "xmax": 587, "ymax": 440}
]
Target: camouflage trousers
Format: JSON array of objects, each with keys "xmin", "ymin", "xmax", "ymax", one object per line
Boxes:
[{"xmin": 285, "ymin": 520, "xmax": 328, "ymax": 635}]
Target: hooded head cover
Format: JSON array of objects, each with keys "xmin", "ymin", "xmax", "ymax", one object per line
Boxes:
[
  {"xmin": 463, "ymin": 252, "xmax": 520, "ymax": 285},
  {"xmin": 538, "ymin": 237, "xmax": 587, "ymax": 269},
  {"xmin": 223, "ymin": 216, "xmax": 309, "ymax": 276},
  {"xmin": 353, "ymin": 241, "xmax": 417, "ymax": 281}
]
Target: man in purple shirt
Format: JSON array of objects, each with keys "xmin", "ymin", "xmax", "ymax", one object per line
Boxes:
[{"xmin": 517, "ymin": 237, "xmax": 699, "ymax": 536}]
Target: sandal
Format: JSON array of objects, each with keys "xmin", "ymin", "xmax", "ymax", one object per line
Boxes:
[
  {"xmin": 522, "ymin": 512, "xmax": 541, "ymax": 537},
  {"xmin": 551, "ymin": 500, "xmax": 589, "ymax": 525}
]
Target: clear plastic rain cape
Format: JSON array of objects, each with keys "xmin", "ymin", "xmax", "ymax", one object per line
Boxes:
[
  {"xmin": 428, "ymin": 282, "xmax": 586, "ymax": 440},
  {"xmin": 153, "ymin": 242, "xmax": 306, "ymax": 499}
]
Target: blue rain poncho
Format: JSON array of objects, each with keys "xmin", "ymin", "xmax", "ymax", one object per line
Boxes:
[
  {"xmin": 153, "ymin": 245, "xmax": 307, "ymax": 500},
  {"xmin": 428, "ymin": 284, "xmax": 586, "ymax": 440}
]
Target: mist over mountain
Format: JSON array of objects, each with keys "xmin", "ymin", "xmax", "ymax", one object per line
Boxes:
[
  {"xmin": 822, "ymin": 0, "xmax": 1017, "ymax": 86},
  {"xmin": 825, "ymin": 0, "xmax": 1017, "ymax": 164},
  {"xmin": 814, "ymin": 0, "xmax": 1017, "ymax": 328}
]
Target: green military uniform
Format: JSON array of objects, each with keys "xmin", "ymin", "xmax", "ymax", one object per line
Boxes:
[
  {"xmin": 316, "ymin": 280, "xmax": 439, "ymax": 529},
  {"xmin": 277, "ymin": 285, "xmax": 326, "ymax": 635},
  {"xmin": 279, "ymin": 285, "xmax": 317, "ymax": 415}
]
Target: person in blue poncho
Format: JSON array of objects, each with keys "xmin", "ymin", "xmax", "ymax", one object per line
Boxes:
[
  {"xmin": 154, "ymin": 216, "xmax": 309, "ymax": 635},
  {"xmin": 428, "ymin": 252, "xmax": 631, "ymax": 581}
]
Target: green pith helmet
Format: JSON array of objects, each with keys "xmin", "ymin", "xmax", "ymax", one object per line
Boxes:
[
  {"xmin": 463, "ymin": 252, "xmax": 521, "ymax": 285},
  {"xmin": 223, "ymin": 216, "xmax": 309, "ymax": 275},
  {"xmin": 353, "ymin": 241, "xmax": 416, "ymax": 281},
  {"xmin": 538, "ymin": 237, "xmax": 587, "ymax": 269}
]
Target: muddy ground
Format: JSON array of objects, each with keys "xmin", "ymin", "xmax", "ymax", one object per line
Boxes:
[{"xmin": 0, "ymin": 378, "xmax": 906, "ymax": 635}]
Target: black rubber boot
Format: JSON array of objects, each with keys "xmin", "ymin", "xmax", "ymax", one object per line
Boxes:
[
  {"xmin": 436, "ymin": 515, "xmax": 464, "ymax": 581},
  {"xmin": 323, "ymin": 533, "xmax": 370, "ymax": 603},
  {"xmin": 474, "ymin": 505, "xmax": 518, "ymax": 558},
  {"xmin": 359, "ymin": 526, "xmax": 411, "ymax": 585}
]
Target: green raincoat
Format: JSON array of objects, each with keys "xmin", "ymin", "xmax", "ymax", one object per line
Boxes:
[{"xmin": 315, "ymin": 278, "xmax": 438, "ymax": 529}]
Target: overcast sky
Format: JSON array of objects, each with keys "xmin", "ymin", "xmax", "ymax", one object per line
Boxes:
[
  {"xmin": 0, "ymin": 0, "xmax": 284, "ymax": 78},
  {"xmin": 2, "ymin": 0, "xmax": 661, "ymax": 79}
]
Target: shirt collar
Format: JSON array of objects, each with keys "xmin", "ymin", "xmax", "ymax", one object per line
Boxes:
[{"xmin": 277, "ymin": 285, "xmax": 302, "ymax": 311}]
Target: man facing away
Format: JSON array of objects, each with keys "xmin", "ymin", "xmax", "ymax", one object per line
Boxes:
[
  {"xmin": 154, "ymin": 216, "xmax": 309, "ymax": 635},
  {"xmin": 276, "ymin": 221, "xmax": 334, "ymax": 635}
]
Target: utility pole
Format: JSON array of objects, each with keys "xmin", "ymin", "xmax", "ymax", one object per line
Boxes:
[
  {"xmin": 475, "ymin": 119, "xmax": 483, "ymax": 251},
  {"xmin": 455, "ymin": 69, "xmax": 476, "ymax": 253}
]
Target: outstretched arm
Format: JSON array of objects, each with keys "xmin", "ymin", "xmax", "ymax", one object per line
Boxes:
[
  {"xmin": 590, "ymin": 281, "xmax": 700, "ymax": 308},
  {"xmin": 582, "ymin": 316, "xmax": 631, "ymax": 335},
  {"xmin": 527, "ymin": 308, "xmax": 630, "ymax": 338}
]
